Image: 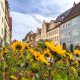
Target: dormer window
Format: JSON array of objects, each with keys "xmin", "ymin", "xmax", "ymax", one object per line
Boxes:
[
  {"xmin": 61, "ymin": 16, "xmax": 64, "ymax": 20},
  {"xmin": 50, "ymin": 20, "xmax": 54, "ymax": 24}
]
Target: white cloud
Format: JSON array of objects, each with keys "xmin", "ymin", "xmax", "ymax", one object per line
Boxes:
[
  {"xmin": 34, "ymin": 0, "xmax": 80, "ymax": 16},
  {"xmin": 32, "ymin": 14, "xmax": 55, "ymax": 23},
  {"xmin": 10, "ymin": 12, "xmax": 54, "ymax": 40}
]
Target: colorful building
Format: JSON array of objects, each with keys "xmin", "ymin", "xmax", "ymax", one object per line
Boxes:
[
  {"xmin": 0, "ymin": 0, "xmax": 12, "ymax": 46},
  {"xmin": 22, "ymin": 31, "xmax": 36, "ymax": 44},
  {"xmin": 23, "ymin": 2, "xmax": 80, "ymax": 50},
  {"xmin": 46, "ymin": 20, "xmax": 60, "ymax": 45},
  {"xmin": 35, "ymin": 27, "xmax": 41, "ymax": 42},
  {"xmin": 40, "ymin": 20, "xmax": 60, "ymax": 45},
  {"xmin": 41, "ymin": 20, "xmax": 50, "ymax": 40},
  {"xmin": 57, "ymin": 2, "xmax": 80, "ymax": 50}
]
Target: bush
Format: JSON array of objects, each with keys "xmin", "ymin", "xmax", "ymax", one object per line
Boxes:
[{"xmin": 70, "ymin": 44, "xmax": 73, "ymax": 53}]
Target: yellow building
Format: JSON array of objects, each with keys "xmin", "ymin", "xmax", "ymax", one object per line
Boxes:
[
  {"xmin": 0, "ymin": 0, "xmax": 12, "ymax": 46},
  {"xmin": 46, "ymin": 20, "xmax": 60, "ymax": 45},
  {"xmin": 41, "ymin": 20, "xmax": 50, "ymax": 40},
  {"xmin": 41, "ymin": 20, "xmax": 60, "ymax": 45}
]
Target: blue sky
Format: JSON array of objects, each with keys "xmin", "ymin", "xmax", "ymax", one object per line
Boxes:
[{"xmin": 8, "ymin": 0, "xmax": 80, "ymax": 40}]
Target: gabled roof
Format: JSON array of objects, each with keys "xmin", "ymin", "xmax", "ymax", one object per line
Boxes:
[
  {"xmin": 45, "ymin": 23, "xmax": 50, "ymax": 32},
  {"xmin": 63, "ymin": 2, "xmax": 80, "ymax": 22},
  {"xmin": 56, "ymin": 9, "xmax": 71, "ymax": 22},
  {"xmin": 22, "ymin": 31, "xmax": 36, "ymax": 41},
  {"xmin": 45, "ymin": 23, "xmax": 50, "ymax": 28},
  {"xmin": 56, "ymin": 2, "xmax": 80, "ymax": 23},
  {"xmin": 36, "ymin": 27, "xmax": 41, "ymax": 34}
]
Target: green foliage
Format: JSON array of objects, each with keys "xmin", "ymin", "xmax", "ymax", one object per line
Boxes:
[
  {"xmin": 37, "ymin": 41, "xmax": 46, "ymax": 50},
  {"xmin": 0, "ymin": 41, "xmax": 80, "ymax": 80},
  {"xmin": 22, "ymin": 77, "xmax": 29, "ymax": 80},
  {"xmin": 70, "ymin": 44, "xmax": 73, "ymax": 53}
]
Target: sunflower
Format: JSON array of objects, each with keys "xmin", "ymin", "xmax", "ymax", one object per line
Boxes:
[
  {"xmin": 24, "ymin": 43, "xmax": 29, "ymax": 50},
  {"xmin": 11, "ymin": 41, "xmax": 25, "ymax": 51},
  {"xmin": 0, "ymin": 46, "xmax": 9, "ymax": 55},
  {"xmin": 45, "ymin": 41, "xmax": 66, "ymax": 56},
  {"xmin": 74, "ymin": 50, "xmax": 80, "ymax": 57}
]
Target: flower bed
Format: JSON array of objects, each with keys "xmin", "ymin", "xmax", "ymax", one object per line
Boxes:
[{"xmin": 0, "ymin": 41, "xmax": 80, "ymax": 80}]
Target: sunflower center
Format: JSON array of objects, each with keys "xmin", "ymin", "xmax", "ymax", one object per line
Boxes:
[{"xmin": 16, "ymin": 45, "xmax": 22, "ymax": 50}]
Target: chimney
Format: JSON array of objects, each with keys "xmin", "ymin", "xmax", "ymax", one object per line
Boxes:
[
  {"xmin": 43, "ymin": 20, "xmax": 45, "ymax": 23},
  {"xmin": 73, "ymin": 2, "xmax": 76, "ymax": 7}
]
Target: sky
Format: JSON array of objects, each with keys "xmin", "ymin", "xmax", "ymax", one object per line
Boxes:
[{"xmin": 8, "ymin": 0, "xmax": 80, "ymax": 40}]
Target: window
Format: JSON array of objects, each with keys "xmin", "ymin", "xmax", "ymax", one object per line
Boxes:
[
  {"xmin": 57, "ymin": 36, "xmax": 58, "ymax": 40},
  {"xmin": 60, "ymin": 25, "xmax": 63, "ymax": 30},
  {"xmin": 0, "ymin": 39, "xmax": 2, "ymax": 45},
  {"xmin": 1, "ymin": 2, "xmax": 4, "ymax": 12},
  {"xmin": 63, "ymin": 24, "xmax": 65, "ymax": 29},
  {"xmin": 57, "ymin": 29, "xmax": 58, "ymax": 33},
  {"xmin": 2, "ymin": 17, "xmax": 4, "ymax": 23},
  {"xmin": 49, "ymin": 32, "xmax": 50, "ymax": 36},
  {"xmin": 70, "ymin": 41, "xmax": 71, "ymax": 43},
  {"xmin": 72, "ymin": 17, "xmax": 78, "ymax": 25},
  {"xmin": 52, "ymin": 37, "xmax": 54, "ymax": 41},
  {"xmin": 0, "ymin": 3, "xmax": 1, "ymax": 15},
  {"xmin": 66, "ymin": 21, "xmax": 71, "ymax": 27},
  {"xmin": 60, "ymin": 24, "xmax": 65, "ymax": 30},
  {"xmin": 52, "ymin": 31, "xmax": 54, "ymax": 35},
  {"xmin": 72, "ymin": 29, "xmax": 79, "ymax": 36},
  {"xmin": 74, "ymin": 39, "xmax": 79, "ymax": 44},
  {"xmin": 51, "ymin": 31, "xmax": 53, "ymax": 35},
  {"xmin": 54, "ymin": 30, "xmax": 57, "ymax": 34},
  {"xmin": 61, "ymin": 34, "xmax": 65, "ymax": 39},
  {"xmin": 66, "ymin": 32, "xmax": 70, "ymax": 37},
  {"xmin": 50, "ymin": 32, "xmax": 51, "ymax": 36},
  {"xmin": 55, "ymin": 36, "xmax": 57, "ymax": 41},
  {"xmin": 1, "ymin": 28, "xmax": 3, "ymax": 35}
]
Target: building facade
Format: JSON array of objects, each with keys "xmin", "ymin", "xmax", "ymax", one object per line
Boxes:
[
  {"xmin": 41, "ymin": 20, "xmax": 50, "ymax": 40},
  {"xmin": 40, "ymin": 20, "xmax": 60, "ymax": 45},
  {"xmin": 23, "ymin": 2, "xmax": 80, "ymax": 50},
  {"xmin": 35, "ymin": 28, "xmax": 41, "ymax": 42},
  {"xmin": 0, "ymin": 0, "xmax": 12, "ymax": 46},
  {"xmin": 22, "ymin": 31, "xmax": 36, "ymax": 44},
  {"xmin": 46, "ymin": 20, "xmax": 60, "ymax": 45},
  {"xmin": 58, "ymin": 2, "xmax": 80, "ymax": 50}
]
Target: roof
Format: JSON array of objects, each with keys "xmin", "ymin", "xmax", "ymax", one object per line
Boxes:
[
  {"xmin": 56, "ymin": 2, "xmax": 80, "ymax": 23},
  {"xmin": 22, "ymin": 31, "xmax": 36, "ymax": 41},
  {"xmin": 63, "ymin": 2, "xmax": 80, "ymax": 22},
  {"xmin": 47, "ymin": 22, "xmax": 60, "ymax": 32},
  {"xmin": 45, "ymin": 23, "xmax": 50, "ymax": 32},
  {"xmin": 56, "ymin": 9, "xmax": 71, "ymax": 22},
  {"xmin": 36, "ymin": 27, "xmax": 41, "ymax": 34}
]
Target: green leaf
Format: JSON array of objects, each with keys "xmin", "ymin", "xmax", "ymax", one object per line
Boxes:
[
  {"xmin": 22, "ymin": 77, "xmax": 29, "ymax": 80},
  {"xmin": 35, "ymin": 73, "xmax": 40, "ymax": 79},
  {"xmin": 21, "ymin": 63, "xmax": 25, "ymax": 67},
  {"xmin": 10, "ymin": 67, "xmax": 16, "ymax": 73},
  {"xmin": 54, "ymin": 74, "xmax": 62, "ymax": 80},
  {"xmin": 26, "ymin": 53, "xmax": 31, "ymax": 59},
  {"xmin": 3, "ymin": 61, "xmax": 7, "ymax": 69},
  {"xmin": 60, "ymin": 72, "xmax": 68, "ymax": 79},
  {"xmin": 32, "ymin": 77, "xmax": 36, "ymax": 80}
]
